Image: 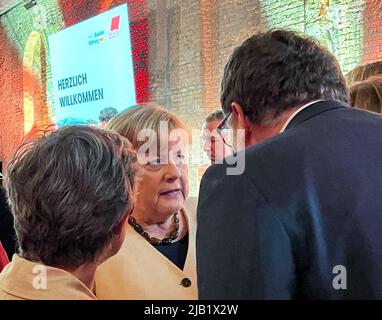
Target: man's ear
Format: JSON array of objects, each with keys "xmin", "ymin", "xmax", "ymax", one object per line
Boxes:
[{"xmin": 231, "ymin": 102, "xmax": 248, "ymax": 130}]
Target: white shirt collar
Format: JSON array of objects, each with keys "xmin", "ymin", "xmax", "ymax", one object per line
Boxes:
[{"xmin": 280, "ymin": 100, "xmax": 325, "ymax": 133}]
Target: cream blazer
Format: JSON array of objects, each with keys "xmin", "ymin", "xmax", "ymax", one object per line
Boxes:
[
  {"xmin": 95, "ymin": 203, "xmax": 198, "ymax": 300},
  {"xmin": 0, "ymin": 255, "xmax": 96, "ymax": 300}
]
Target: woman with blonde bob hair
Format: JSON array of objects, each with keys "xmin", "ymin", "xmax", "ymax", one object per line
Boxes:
[
  {"xmin": 95, "ymin": 104, "xmax": 197, "ymax": 299},
  {"xmin": 346, "ymin": 60, "xmax": 382, "ymax": 85},
  {"xmin": 349, "ymin": 75, "xmax": 382, "ymax": 114}
]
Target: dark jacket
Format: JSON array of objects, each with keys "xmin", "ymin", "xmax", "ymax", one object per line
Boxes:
[
  {"xmin": 197, "ymin": 100, "xmax": 382, "ymax": 299},
  {"xmin": 0, "ymin": 187, "xmax": 17, "ymax": 260},
  {"xmin": 0, "ymin": 241, "xmax": 9, "ymax": 272}
]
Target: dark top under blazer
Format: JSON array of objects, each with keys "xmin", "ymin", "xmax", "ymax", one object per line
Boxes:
[{"xmin": 196, "ymin": 100, "xmax": 382, "ymax": 299}]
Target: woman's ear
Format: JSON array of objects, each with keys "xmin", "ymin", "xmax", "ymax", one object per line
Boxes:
[{"xmin": 112, "ymin": 210, "xmax": 130, "ymax": 237}]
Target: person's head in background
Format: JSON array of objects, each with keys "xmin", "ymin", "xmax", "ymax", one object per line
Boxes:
[
  {"xmin": 4, "ymin": 125, "xmax": 137, "ymax": 297},
  {"xmin": 349, "ymin": 75, "xmax": 382, "ymax": 114},
  {"xmin": 99, "ymin": 107, "xmax": 119, "ymax": 128},
  {"xmin": 202, "ymin": 110, "xmax": 232, "ymax": 164},
  {"xmin": 220, "ymin": 29, "xmax": 348, "ymax": 151},
  {"xmin": 347, "ymin": 60, "xmax": 382, "ymax": 85}
]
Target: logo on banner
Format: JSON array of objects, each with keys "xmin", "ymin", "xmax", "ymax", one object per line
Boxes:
[
  {"xmin": 109, "ymin": 15, "xmax": 120, "ymax": 39},
  {"xmin": 88, "ymin": 30, "xmax": 105, "ymax": 46}
]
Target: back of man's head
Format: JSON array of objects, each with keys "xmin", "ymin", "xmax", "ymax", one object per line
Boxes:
[
  {"xmin": 221, "ymin": 29, "xmax": 348, "ymax": 125},
  {"xmin": 99, "ymin": 107, "xmax": 118, "ymax": 123},
  {"xmin": 204, "ymin": 110, "xmax": 225, "ymax": 124}
]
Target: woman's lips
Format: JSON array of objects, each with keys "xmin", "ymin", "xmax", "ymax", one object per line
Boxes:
[{"xmin": 160, "ymin": 189, "xmax": 181, "ymax": 198}]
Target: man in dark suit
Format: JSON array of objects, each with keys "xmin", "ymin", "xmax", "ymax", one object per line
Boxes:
[{"xmin": 196, "ymin": 29, "xmax": 382, "ymax": 299}]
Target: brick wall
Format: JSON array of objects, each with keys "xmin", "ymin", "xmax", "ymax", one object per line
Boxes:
[
  {"xmin": 149, "ymin": 0, "xmax": 205, "ymax": 130},
  {"xmin": 363, "ymin": 0, "xmax": 382, "ymax": 62},
  {"xmin": 0, "ymin": 0, "xmax": 148, "ymax": 170},
  {"xmin": 210, "ymin": 0, "xmax": 268, "ymax": 110},
  {"xmin": 0, "ymin": 24, "xmax": 23, "ymax": 165}
]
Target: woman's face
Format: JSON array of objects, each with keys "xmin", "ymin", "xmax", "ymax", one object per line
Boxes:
[{"xmin": 135, "ymin": 133, "xmax": 189, "ymax": 222}]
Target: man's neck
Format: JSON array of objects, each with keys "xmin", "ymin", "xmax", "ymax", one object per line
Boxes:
[
  {"xmin": 248, "ymin": 107, "xmax": 301, "ymax": 146},
  {"xmin": 279, "ymin": 99, "xmax": 325, "ymax": 133}
]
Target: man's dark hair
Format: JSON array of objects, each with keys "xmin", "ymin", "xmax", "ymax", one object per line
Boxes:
[
  {"xmin": 6, "ymin": 125, "xmax": 137, "ymax": 268},
  {"xmin": 99, "ymin": 107, "xmax": 118, "ymax": 122},
  {"xmin": 221, "ymin": 29, "xmax": 348, "ymax": 125},
  {"xmin": 204, "ymin": 110, "xmax": 225, "ymax": 123}
]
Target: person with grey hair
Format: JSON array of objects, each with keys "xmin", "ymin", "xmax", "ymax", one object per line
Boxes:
[
  {"xmin": 0, "ymin": 125, "xmax": 137, "ymax": 300},
  {"xmin": 99, "ymin": 107, "xmax": 119, "ymax": 128},
  {"xmin": 201, "ymin": 110, "xmax": 232, "ymax": 164}
]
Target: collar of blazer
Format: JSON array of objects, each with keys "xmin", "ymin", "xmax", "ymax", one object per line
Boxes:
[
  {"xmin": 125, "ymin": 206, "xmax": 196, "ymax": 260},
  {"xmin": 0, "ymin": 255, "xmax": 97, "ymax": 300},
  {"xmin": 285, "ymin": 100, "xmax": 347, "ymax": 131},
  {"xmin": 124, "ymin": 206, "xmax": 197, "ymax": 281}
]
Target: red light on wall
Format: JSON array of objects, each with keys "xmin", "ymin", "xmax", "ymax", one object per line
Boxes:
[{"xmin": 59, "ymin": 0, "xmax": 149, "ymax": 103}]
